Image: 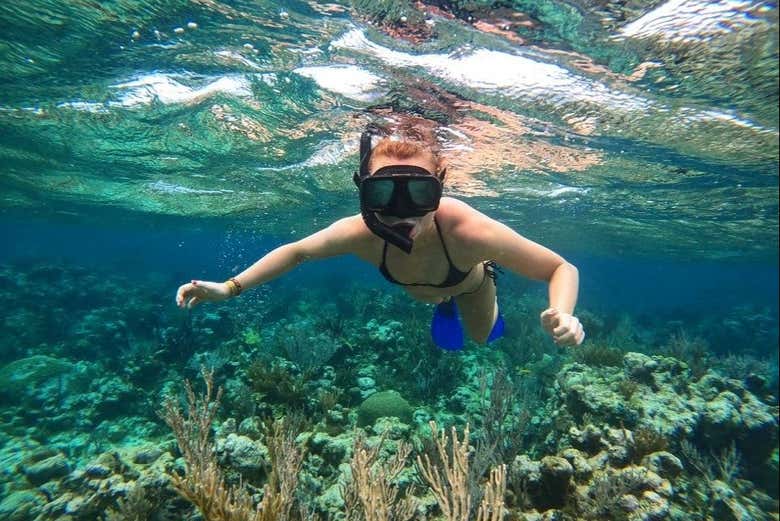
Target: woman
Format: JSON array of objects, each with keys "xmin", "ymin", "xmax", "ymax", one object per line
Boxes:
[{"xmin": 176, "ymin": 130, "xmax": 585, "ymax": 349}]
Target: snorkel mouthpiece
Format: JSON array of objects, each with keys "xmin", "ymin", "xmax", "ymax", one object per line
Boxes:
[{"xmin": 362, "ymin": 208, "xmax": 414, "ymax": 253}]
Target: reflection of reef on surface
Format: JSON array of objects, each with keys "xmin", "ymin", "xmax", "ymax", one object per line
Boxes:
[{"xmin": 364, "ymin": 75, "xmax": 603, "ymax": 196}]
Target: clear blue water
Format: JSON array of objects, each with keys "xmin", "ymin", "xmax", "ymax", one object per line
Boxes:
[{"xmin": 0, "ymin": 0, "xmax": 778, "ymax": 518}]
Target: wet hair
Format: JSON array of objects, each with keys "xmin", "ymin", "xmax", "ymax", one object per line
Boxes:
[{"xmin": 367, "ymin": 120, "xmax": 442, "ymax": 172}]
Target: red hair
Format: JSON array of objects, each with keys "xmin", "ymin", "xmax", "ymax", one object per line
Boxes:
[{"xmin": 369, "ymin": 138, "xmax": 441, "ymax": 172}]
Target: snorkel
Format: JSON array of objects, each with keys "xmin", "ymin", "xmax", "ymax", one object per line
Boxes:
[{"xmin": 354, "ymin": 131, "xmax": 415, "ymax": 254}]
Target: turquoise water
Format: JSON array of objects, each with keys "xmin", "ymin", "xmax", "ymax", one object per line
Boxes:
[{"xmin": 0, "ymin": 1, "xmax": 778, "ymax": 519}]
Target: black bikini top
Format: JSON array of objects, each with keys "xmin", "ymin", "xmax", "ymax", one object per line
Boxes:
[{"xmin": 379, "ymin": 217, "xmax": 473, "ymax": 288}]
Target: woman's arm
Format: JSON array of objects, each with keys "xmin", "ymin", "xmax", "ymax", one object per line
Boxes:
[
  {"xmin": 176, "ymin": 216, "xmax": 365, "ymax": 308},
  {"xmin": 232, "ymin": 216, "xmax": 364, "ymax": 292},
  {"xmin": 446, "ymin": 199, "xmax": 584, "ymax": 345}
]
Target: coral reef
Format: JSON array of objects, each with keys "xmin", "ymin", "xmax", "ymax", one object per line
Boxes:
[{"xmin": 0, "ymin": 262, "xmax": 777, "ymax": 520}]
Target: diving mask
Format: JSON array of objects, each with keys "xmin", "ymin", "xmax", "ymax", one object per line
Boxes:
[{"xmin": 359, "ymin": 165, "xmax": 443, "ymax": 218}]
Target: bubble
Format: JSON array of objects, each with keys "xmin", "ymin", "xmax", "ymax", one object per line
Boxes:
[
  {"xmin": 187, "ymin": 22, "xmax": 198, "ymax": 29},
  {"xmin": 174, "ymin": 27, "xmax": 185, "ymax": 34},
  {"xmin": 131, "ymin": 30, "xmax": 141, "ymax": 40},
  {"xmin": 280, "ymin": 11, "xmax": 289, "ymax": 19}
]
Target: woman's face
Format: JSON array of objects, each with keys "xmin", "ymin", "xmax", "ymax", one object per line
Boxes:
[{"xmin": 370, "ymin": 151, "xmax": 439, "ymax": 240}]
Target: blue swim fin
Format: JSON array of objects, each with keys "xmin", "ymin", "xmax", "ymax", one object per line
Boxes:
[{"xmin": 431, "ymin": 299, "xmax": 465, "ymax": 351}]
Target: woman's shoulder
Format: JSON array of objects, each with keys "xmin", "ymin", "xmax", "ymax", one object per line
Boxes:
[
  {"xmin": 330, "ymin": 214, "xmax": 375, "ymax": 240},
  {"xmin": 436, "ymin": 197, "xmax": 481, "ymax": 228},
  {"xmin": 335, "ymin": 214, "xmax": 384, "ymax": 249},
  {"xmin": 437, "ymin": 196, "xmax": 476, "ymax": 214},
  {"xmin": 436, "ymin": 197, "xmax": 500, "ymax": 248}
]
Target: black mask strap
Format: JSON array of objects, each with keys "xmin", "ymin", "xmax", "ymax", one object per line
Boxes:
[
  {"xmin": 354, "ymin": 130, "xmax": 413, "ymax": 253},
  {"xmin": 354, "ymin": 131, "xmax": 373, "ymax": 186}
]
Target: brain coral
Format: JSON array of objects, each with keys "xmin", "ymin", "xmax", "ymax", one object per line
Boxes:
[{"xmin": 357, "ymin": 390, "xmax": 413, "ymax": 427}]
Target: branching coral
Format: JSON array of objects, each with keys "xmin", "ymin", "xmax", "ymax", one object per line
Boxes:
[
  {"xmin": 162, "ymin": 373, "xmax": 515, "ymax": 521},
  {"xmin": 579, "ymin": 468, "xmax": 651, "ymax": 520},
  {"xmin": 680, "ymin": 440, "xmax": 741, "ymax": 484},
  {"xmin": 415, "ymin": 422, "xmax": 507, "ymax": 521},
  {"xmin": 160, "ymin": 368, "xmax": 302, "ymax": 521},
  {"xmin": 342, "ymin": 433, "xmax": 417, "ymax": 521}
]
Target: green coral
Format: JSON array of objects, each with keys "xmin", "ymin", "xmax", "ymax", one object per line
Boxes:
[
  {"xmin": 572, "ymin": 344, "xmax": 624, "ymax": 367},
  {"xmin": 241, "ymin": 326, "xmax": 262, "ymax": 347},
  {"xmin": 357, "ymin": 390, "xmax": 413, "ymax": 427}
]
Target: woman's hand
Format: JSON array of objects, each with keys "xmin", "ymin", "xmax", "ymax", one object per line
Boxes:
[
  {"xmin": 540, "ymin": 307, "xmax": 585, "ymax": 346},
  {"xmin": 176, "ymin": 280, "xmax": 231, "ymax": 309}
]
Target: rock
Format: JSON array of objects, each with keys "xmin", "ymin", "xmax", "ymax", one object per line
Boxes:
[
  {"xmin": 641, "ymin": 451, "xmax": 683, "ymax": 478},
  {"xmin": 65, "ymin": 495, "xmax": 90, "ymax": 515},
  {"xmin": 511, "ymin": 455, "xmax": 542, "ymax": 485},
  {"xmin": 623, "ymin": 352, "xmax": 658, "ymax": 381},
  {"xmin": 738, "ymin": 392, "xmax": 778, "ymax": 462},
  {"xmin": 132, "ymin": 446, "xmax": 162, "ymax": 465},
  {"xmin": 563, "ymin": 379, "xmax": 639, "ymax": 426},
  {"xmin": 540, "ymin": 510, "xmax": 565, "ymax": 521},
  {"xmin": 357, "ymin": 376, "xmax": 375, "ymax": 390},
  {"xmin": 0, "ymin": 490, "xmax": 45, "ymax": 521},
  {"xmin": 709, "ymin": 480, "xmax": 752, "ymax": 521},
  {"xmin": 618, "ymin": 493, "xmax": 640, "ymax": 512},
  {"xmin": 570, "ymin": 424, "xmax": 606, "ymax": 454},
  {"xmin": 220, "ymin": 417, "xmax": 237, "ymax": 436},
  {"xmin": 23, "ymin": 453, "xmax": 70, "ymax": 485},
  {"xmin": 309, "ymin": 432, "xmax": 350, "ymax": 466},
  {"xmin": 608, "ymin": 444, "xmax": 632, "ymax": 466},
  {"xmin": 539, "ymin": 456, "xmax": 573, "ymax": 508},
  {"xmin": 93, "ymin": 451, "xmax": 122, "ymax": 473},
  {"xmin": 702, "ymin": 391, "xmax": 742, "ymax": 435},
  {"xmin": 357, "ymin": 376, "xmax": 376, "ymax": 399},
  {"xmin": 217, "ymin": 434, "xmax": 267, "ymax": 482},
  {"xmin": 744, "ymin": 373, "xmax": 768, "ymax": 394},
  {"xmin": 372, "ymin": 417, "xmax": 412, "ymax": 438},
  {"xmin": 238, "ymin": 417, "xmax": 263, "ymax": 439},
  {"xmin": 560, "ymin": 448, "xmax": 593, "ymax": 480},
  {"xmin": 84, "ymin": 463, "xmax": 111, "ymax": 478},
  {"xmin": 605, "ymin": 428, "xmax": 633, "ymax": 466},
  {"xmin": 699, "ymin": 389, "xmax": 778, "ymax": 463},
  {"xmin": 640, "ymin": 490, "xmax": 670, "ymax": 520}
]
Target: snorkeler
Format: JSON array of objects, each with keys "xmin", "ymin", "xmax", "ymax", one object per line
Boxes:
[{"xmin": 175, "ymin": 129, "xmax": 585, "ymax": 350}]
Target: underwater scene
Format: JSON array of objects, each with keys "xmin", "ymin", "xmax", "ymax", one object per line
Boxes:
[{"xmin": 0, "ymin": 0, "xmax": 778, "ymax": 520}]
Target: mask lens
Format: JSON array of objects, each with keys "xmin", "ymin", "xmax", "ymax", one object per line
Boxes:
[
  {"xmin": 407, "ymin": 178, "xmax": 438, "ymax": 209},
  {"xmin": 363, "ymin": 179, "xmax": 395, "ymax": 210}
]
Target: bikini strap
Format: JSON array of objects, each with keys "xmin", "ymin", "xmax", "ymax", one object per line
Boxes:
[
  {"xmin": 433, "ymin": 216, "xmax": 456, "ymax": 266},
  {"xmin": 380, "ymin": 240, "xmax": 392, "ymax": 274}
]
